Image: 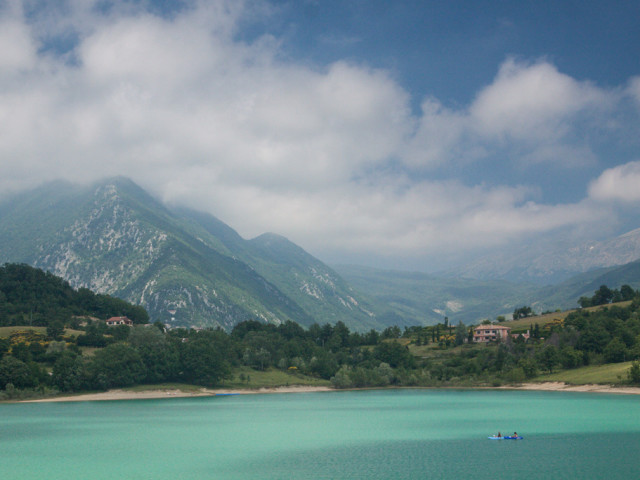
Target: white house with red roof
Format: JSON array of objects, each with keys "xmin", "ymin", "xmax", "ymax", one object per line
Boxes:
[{"xmin": 105, "ymin": 316, "xmax": 133, "ymax": 327}]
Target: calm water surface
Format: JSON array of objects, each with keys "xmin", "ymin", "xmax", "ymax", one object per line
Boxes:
[{"xmin": 2, "ymin": 389, "xmax": 639, "ymax": 479}]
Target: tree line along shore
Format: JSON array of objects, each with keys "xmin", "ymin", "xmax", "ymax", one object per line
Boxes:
[{"xmin": 1, "ymin": 263, "xmax": 640, "ymax": 402}]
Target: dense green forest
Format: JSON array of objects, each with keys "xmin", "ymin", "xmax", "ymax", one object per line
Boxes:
[
  {"xmin": 0, "ymin": 263, "xmax": 149, "ymax": 327},
  {"xmin": 1, "ymin": 263, "xmax": 640, "ymax": 399}
]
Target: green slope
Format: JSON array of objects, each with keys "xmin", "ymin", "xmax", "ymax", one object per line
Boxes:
[
  {"xmin": 245, "ymin": 234, "xmax": 383, "ymax": 329},
  {"xmin": 0, "ymin": 178, "xmax": 376, "ymax": 330},
  {"xmin": 5, "ymin": 177, "xmax": 636, "ymax": 331},
  {"xmin": 175, "ymin": 210, "xmax": 383, "ymax": 330},
  {"xmin": 533, "ymin": 260, "xmax": 640, "ymax": 311}
]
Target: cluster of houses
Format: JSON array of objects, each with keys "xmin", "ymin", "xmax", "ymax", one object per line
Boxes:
[
  {"xmin": 472, "ymin": 325, "xmax": 529, "ymax": 343},
  {"xmin": 101, "ymin": 316, "xmax": 526, "ymax": 344}
]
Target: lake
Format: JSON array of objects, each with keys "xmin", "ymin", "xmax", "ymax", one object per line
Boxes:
[{"xmin": 2, "ymin": 389, "xmax": 639, "ymax": 479}]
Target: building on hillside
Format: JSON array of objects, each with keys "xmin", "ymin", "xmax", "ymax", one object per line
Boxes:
[
  {"xmin": 511, "ymin": 330, "xmax": 530, "ymax": 341},
  {"xmin": 473, "ymin": 325, "xmax": 511, "ymax": 343},
  {"xmin": 105, "ymin": 316, "xmax": 133, "ymax": 327}
]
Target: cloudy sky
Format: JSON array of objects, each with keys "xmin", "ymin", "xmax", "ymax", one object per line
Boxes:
[{"xmin": 1, "ymin": 0, "xmax": 639, "ymax": 271}]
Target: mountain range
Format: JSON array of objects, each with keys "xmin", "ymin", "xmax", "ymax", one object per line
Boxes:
[
  {"xmin": 1, "ymin": 177, "xmax": 639, "ymax": 330},
  {"xmin": 0, "ymin": 178, "xmax": 379, "ymax": 330},
  {"xmin": 337, "ymin": 260, "xmax": 640, "ymax": 325},
  {"xmin": 444, "ymin": 229, "xmax": 640, "ymax": 284}
]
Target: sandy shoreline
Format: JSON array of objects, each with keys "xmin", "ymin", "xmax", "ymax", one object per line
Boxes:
[
  {"xmin": 499, "ymin": 382, "xmax": 640, "ymax": 395},
  {"xmin": 23, "ymin": 385, "xmax": 334, "ymax": 403},
  {"xmin": 21, "ymin": 382, "xmax": 640, "ymax": 403}
]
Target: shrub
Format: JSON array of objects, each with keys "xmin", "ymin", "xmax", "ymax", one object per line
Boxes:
[{"xmin": 628, "ymin": 361, "xmax": 640, "ymax": 385}]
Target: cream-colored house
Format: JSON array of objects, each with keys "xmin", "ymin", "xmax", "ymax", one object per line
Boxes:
[{"xmin": 473, "ymin": 325, "xmax": 511, "ymax": 343}]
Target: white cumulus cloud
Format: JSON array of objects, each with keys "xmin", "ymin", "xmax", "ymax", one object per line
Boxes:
[
  {"xmin": 470, "ymin": 58, "xmax": 610, "ymax": 141},
  {"xmin": 589, "ymin": 161, "xmax": 640, "ymax": 203},
  {"xmin": 403, "ymin": 58, "xmax": 620, "ymax": 172}
]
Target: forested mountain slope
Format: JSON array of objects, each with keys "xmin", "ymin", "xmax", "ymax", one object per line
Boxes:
[
  {"xmin": 0, "ymin": 178, "xmax": 379, "ymax": 330},
  {"xmin": 0, "ymin": 263, "xmax": 148, "ymax": 326}
]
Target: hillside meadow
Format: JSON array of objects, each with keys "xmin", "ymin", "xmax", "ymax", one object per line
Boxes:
[
  {"xmin": 535, "ymin": 361, "xmax": 634, "ymax": 385},
  {"xmin": 503, "ymin": 301, "xmax": 633, "ymax": 330}
]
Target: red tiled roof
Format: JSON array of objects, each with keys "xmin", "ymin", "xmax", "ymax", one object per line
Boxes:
[
  {"xmin": 474, "ymin": 325, "xmax": 510, "ymax": 331},
  {"xmin": 106, "ymin": 316, "xmax": 132, "ymax": 324}
]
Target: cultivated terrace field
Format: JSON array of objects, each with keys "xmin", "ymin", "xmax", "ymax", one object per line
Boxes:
[{"xmin": 1, "ymin": 263, "xmax": 640, "ymax": 401}]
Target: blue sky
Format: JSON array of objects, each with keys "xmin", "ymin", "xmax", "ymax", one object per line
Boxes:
[
  {"xmin": 0, "ymin": 0, "xmax": 639, "ymax": 271},
  {"xmin": 257, "ymin": 0, "xmax": 640, "ymax": 204},
  {"xmin": 261, "ymin": 1, "xmax": 639, "ymax": 103}
]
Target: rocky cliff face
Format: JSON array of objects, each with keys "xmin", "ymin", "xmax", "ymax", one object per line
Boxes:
[
  {"xmin": 35, "ymin": 183, "xmax": 167, "ymax": 294},
  {"xmin": 7, "ymin": 178, "xmax": 635, "ymax": 329},
  {"xmin": 0, "ymin": 178, "xmax": 380, "ymax": 330}
]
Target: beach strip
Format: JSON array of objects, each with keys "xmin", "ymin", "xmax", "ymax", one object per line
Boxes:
[
  {"xmin": 499, "ymin": 382, "xmax": 640, "ymax": 395},
  {"xmin": 21, "ymin": 382, "xmax": 640, "ymax": 403},
  {"xmin": 23, "ymin": 385, "xmax": 334, "ymax": 402}
]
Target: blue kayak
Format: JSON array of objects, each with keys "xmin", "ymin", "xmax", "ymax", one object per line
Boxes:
[{"xmin": 488, "ymin": 436, "xmax": 523, "ymax": 440}]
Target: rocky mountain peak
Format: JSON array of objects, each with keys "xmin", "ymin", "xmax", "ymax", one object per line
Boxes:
[{"xmin": 0, "ymin": 178, "xmax": 381, "ymax": 331}]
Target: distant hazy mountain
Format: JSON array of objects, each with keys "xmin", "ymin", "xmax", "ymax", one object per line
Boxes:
[
  {"xmin": 336, "ymin": 260, "xmax": 640, "ymax": 325},
  {"xmin": 333, "ymin": 264, "xmax": 539, "ymax": 325},
  {"xmin": 445, "ymin": 230, "xmax": 640, "ymax": 284},
  {"xmin": 533, "ymin": 259, "xmax": 640, "ymax": 311},
  {"xmin": 0, "ymin": 178, "xmax": 380, "ymax": 331}
]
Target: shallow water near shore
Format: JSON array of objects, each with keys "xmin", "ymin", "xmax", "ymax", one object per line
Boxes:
[{"xmin": 2, "ymin": 389, "xmax": 639, "ymax": 479}]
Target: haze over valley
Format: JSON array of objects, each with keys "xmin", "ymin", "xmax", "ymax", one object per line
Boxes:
[{"xmin": 1, "ymin": 178, "xmax": 640, "ymax": 330}]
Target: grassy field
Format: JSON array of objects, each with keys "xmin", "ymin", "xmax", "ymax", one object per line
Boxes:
[
  {"xmin": 221, "ymin": 367, "xmax": 331, "ymax": 389},
  {"xmin": 409, "ymin": 342, "xmax": 473, "ymax": 359},
  {"xmin": 0, "ymin": 326, "xmax": 48, "ymax": 337},
  {"xmin": 0, "ymin": 326, "xmax": 84, "ymax": 338},
  {"xmin": 504, "ymin": 301, "xmax": 633, "ymax": 330},
  {"xmin": 122, "ymin": 383, "xmax": 207, "ymax": 393},
  {"xmin": 79, "ymin": 347, "xmax": 101, "ymax": 357},
  {"xmin": 118, "ymin": 368, "xmax": 331, "ymax": 392},
  {"xmin": 534, "ymin": 362, "xmax": 633, "ymax": 385}
]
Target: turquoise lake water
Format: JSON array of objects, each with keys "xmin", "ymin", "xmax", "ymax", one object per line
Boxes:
[{"xmin": 2, "ymin": 389, "xmax": 640, "ymax": 479}]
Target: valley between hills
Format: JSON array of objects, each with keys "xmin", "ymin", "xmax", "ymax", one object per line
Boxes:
[{"xmin": 2, "ymin": 177, "xmax": 640, "ymax": 332}]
